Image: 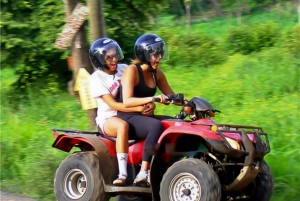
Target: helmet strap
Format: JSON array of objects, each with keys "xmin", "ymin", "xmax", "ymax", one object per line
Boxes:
[
  {"xmin": 103, "ymin": 64, "xmax": 110, "ymax": 70},
  {"xmin": 99, "ymin": 65, "xmax": 118, "ymax": 76},
  {"xmin": 147, "ymin": 62, "xmax": 157, "ymax": 87}
]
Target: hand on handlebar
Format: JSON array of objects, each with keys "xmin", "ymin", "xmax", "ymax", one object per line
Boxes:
[
  {"xmin": 152, "ymin": 94, "xmax": 168, "ymax": 104},
  {"xmin": 152, "ymin": 93, "xmax": 185, "ymax": 105}
]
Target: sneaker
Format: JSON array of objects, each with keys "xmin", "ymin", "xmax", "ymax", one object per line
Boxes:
[
  {"xmin": 133, "ymin": 172, "xmax": 150, "ymax": 187},
  {"xmin": 113, "ymin": 175, "xmax": 126, "ymax": 186}
]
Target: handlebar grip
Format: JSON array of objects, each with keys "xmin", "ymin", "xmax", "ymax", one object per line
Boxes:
[{"xmin": 152, "ymin": 97, "xmax": 161, "ymax": 102}]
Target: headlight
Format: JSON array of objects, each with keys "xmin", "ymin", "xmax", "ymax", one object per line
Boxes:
[{"xmin": 225, "ymin": 137, "xmax": 240, "ymax": 150}]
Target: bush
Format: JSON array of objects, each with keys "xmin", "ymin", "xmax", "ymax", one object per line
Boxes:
[
  {"xmin": 154, "ymin": 26, "xmax": 227, "ymax": 68},
  {"xmin": 280, "ymin": 25, "xmax": 300, "ymax": 57},
  {"xmin": 224, "ymin": 21, "xmax": 279, "ymax": 54}
]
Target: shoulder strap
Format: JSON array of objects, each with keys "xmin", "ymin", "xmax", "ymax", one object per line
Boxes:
[{"xmin": 136, "ymin": 65, "xmax": 146, "ymax": 85}]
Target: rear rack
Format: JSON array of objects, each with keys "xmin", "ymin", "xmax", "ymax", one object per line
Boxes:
[
  {"xmin": 51, "ymin": 128, "xmax": 136, "ymax": 145},
  {"xmin": 52, "ymin": 128, "xmax": 99, "ymax": 135}
]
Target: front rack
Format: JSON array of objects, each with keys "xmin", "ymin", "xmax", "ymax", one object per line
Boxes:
[{"xmin": 215, "ymin": 124, "xmax": 271, "ymax": 157}]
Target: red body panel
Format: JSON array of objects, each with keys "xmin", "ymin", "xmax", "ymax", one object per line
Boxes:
[
  {"xmin": 159, "ymin": 119, "xmax": 221, "ymax": 143},
  {"xmin": 99, "ymin": 136, "xmax": 145, "ymax": 165},
  {"xmin": 128, "ymin": 140, "xmax": 145, "ymax": 165},
  {"xmin": 99, "ymin": 137, "xmax": 117, "ymax": 157},
  {"xmin": 160, "ymin": 118, "xmax": 255, "ymax": 143}
]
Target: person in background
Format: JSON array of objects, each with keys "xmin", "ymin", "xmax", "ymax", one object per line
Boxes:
[
  {"xmin": 89, "ymin": 38, "xmax": 147, "ymax": 186},
  {"xmin": 117, "ymin": 33, "xmax": 178, "ymax": 187}
]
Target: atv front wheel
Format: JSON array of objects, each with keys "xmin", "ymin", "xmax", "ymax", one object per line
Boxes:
[
  {"xmin": 160, "ymin": 158, "xmax": 221, "ymax": 201},
  {"xmin": 247, "ymin": 160, "xmax": 274, "ymax": 201},
  {"xmin": 54, "ymin": 152, "xmax": 110, "ymax": 201}
]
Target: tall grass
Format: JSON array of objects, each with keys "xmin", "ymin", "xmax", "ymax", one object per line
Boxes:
[{"xmin": 1, "ymin": 69, "xmax": 90, "ymax": 200}]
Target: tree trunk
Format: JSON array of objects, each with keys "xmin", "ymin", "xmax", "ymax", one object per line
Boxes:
[
  {"xmin": 237, "ymin": 11, "xmax": 242, "ymax": 25},
  {"xmin": 99, "ymin": 0, "xmax": 107, "ymax": 37},
  {"xmin": 298, "ymin": 0, "xmax": 300, "ymax": 24},
  {"xmin": 210, "ymin": 0, "xmax": 223, "ymax": 17},
  {"xmin": 87, "ymin": 0, "xmax": 107, "ymax": 41},
  {"xmin": 63, "ymin": 0, "xmax": 71, "ymax": 18},
  {"xmin": 184, "ymin": 1, "xmax": 191, "ymax": 35},
  {"xmin": 64, "ymin": 0, "xmax": 97, "ymax": 129}
]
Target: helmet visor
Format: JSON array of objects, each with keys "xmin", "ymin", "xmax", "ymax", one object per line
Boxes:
[
  {"xmin": 95, "ymin": 41, "xmax": 124, "ymax": 65},
  {"xmin": 144, "ymin": 41, "xmax": 169, "ymax": 62}
]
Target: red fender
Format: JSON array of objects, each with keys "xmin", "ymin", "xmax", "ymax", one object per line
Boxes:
[
  {"xmin": 52, "ymin": 133, "xmax": 145, "ymax": 165},
  {"xmin": 52, "ymin": 134, "xmax": 117, "ymax": 185}
]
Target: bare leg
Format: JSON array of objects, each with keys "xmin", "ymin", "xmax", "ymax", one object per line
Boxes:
[
  {"xmin": 140, "ymin": 161, "xmax": 149, "ymax": 171},
  {"xmin": 103, "ymin": 117, "xmax": 129, "ymax": 185},
  {"xmin": 104, "ymin": 117, "xmax": 129, "ymax": 153}
]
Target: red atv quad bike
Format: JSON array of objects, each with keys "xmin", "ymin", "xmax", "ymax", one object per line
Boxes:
[{"xmin": 52, "ymin": 94, "xmax": 274, "ymax": 201}]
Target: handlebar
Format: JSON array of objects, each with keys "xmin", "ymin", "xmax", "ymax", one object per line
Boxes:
[
  {"xmin": 152, "ymin": 93, "xmax": 185, "ymax": 105},
  {"xmin": 153, "ymin": 94, "xmax": 220, "ymax": 120}
]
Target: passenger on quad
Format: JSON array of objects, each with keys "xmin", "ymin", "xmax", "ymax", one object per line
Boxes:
[
  {"xmin": 89, "ymin": 38, "xmax": 147, "ymax": 186},
  {"xmin": 117, "ymin": 33, "xmax": 181, "ymax": 187}
]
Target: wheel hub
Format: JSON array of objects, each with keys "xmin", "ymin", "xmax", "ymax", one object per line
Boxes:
[
  {"xmin": 182, "ymin": 188, "xmax": 191, "ymax": 196},
  {"xmin": 64, "ymin": 169, "xmax": 87, "ymax": 199},
  {"xmin": 169, "ymin": 173, "xmax": 201, "ymax": 201}
]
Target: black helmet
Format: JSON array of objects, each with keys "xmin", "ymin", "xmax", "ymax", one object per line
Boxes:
[
  {"xmin": 89, "ymin": 38, "xmax": 124, "ymax": 68},
  {"xmin": 134, "ymin": 34, "xmax": 169, "ymax": 63}
]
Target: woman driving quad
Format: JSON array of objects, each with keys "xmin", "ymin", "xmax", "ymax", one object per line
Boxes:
[{"xmin": 117, "ymin": 33, "xmax": 179, "ymax": 187}]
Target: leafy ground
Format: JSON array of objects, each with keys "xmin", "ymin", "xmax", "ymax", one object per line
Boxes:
[{"xmin": 0, "ymin": 191, "xmax": 38, "ymax": 201}]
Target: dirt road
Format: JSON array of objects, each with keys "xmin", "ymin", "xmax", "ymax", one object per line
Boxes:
[{"xmin": 0, "ymin": 191, "xmax": 38, "ymax": 201}]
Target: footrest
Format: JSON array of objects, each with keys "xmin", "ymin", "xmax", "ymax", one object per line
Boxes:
[{"xmin": 104, "ymin": 185, "xmax": 152, "ymax": 194}]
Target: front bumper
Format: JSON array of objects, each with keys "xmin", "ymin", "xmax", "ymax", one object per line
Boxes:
[{"xmin": 207, "ymin": 124, "xmax": 271, "ymax": 191}]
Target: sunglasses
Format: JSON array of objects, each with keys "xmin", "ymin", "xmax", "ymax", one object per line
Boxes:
[
  {"xmin": 105, "ymin": 54, "xmax": 118, "ymax": 61},
  {"xmin": 152, "ymin": 51, "xmax": 164, "ymax": 58}
]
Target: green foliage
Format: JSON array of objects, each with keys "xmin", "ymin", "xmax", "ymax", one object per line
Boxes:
[
  {"xmin": 1, "ymin": 0, "xmax": 296, "ymax": 92},
  {"xmin": 0, "ymin": 70, "xmax": 89, "ymax": 200},
  {"xmin": 1, "ymin": 0, "xmax": 169, "ymax": 90},
  {"xmin": 105, "ymin": 0, "xmax": 168, "ymax": 61},
  {"xmin": 280, "ymin": 25, "xmax": 300, "ymax": 57},
  {"xmin": 1, "ymin": 0, "xmax": 70, "ymax": 90},
  {"xmin": 154, "ymin": 26, "xmax": 227, "ymax": 68},
  {"xmin": 224, "ymin": 21, "xmax": 279, "ymax": 54},
  {"xmin": 221, "ymin": 0, "xmax": 256, "ymax": 13}
]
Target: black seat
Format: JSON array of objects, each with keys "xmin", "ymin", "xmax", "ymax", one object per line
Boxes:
[{"xmin": 97, "ymin": 127, "xmax": 136, "ymax": 146}]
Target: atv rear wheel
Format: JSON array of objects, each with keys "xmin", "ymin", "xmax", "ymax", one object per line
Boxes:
[
  {"xmin": 247, "ymin": 160, "xmax": 274, "ymax": 201},
  {"xmin": 160, "ymin": 158, "xmax": 221, "ymax": 201},
  {"xmin": 54, "ymin": 152, "xmax": 110, "ymax": 201}
]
